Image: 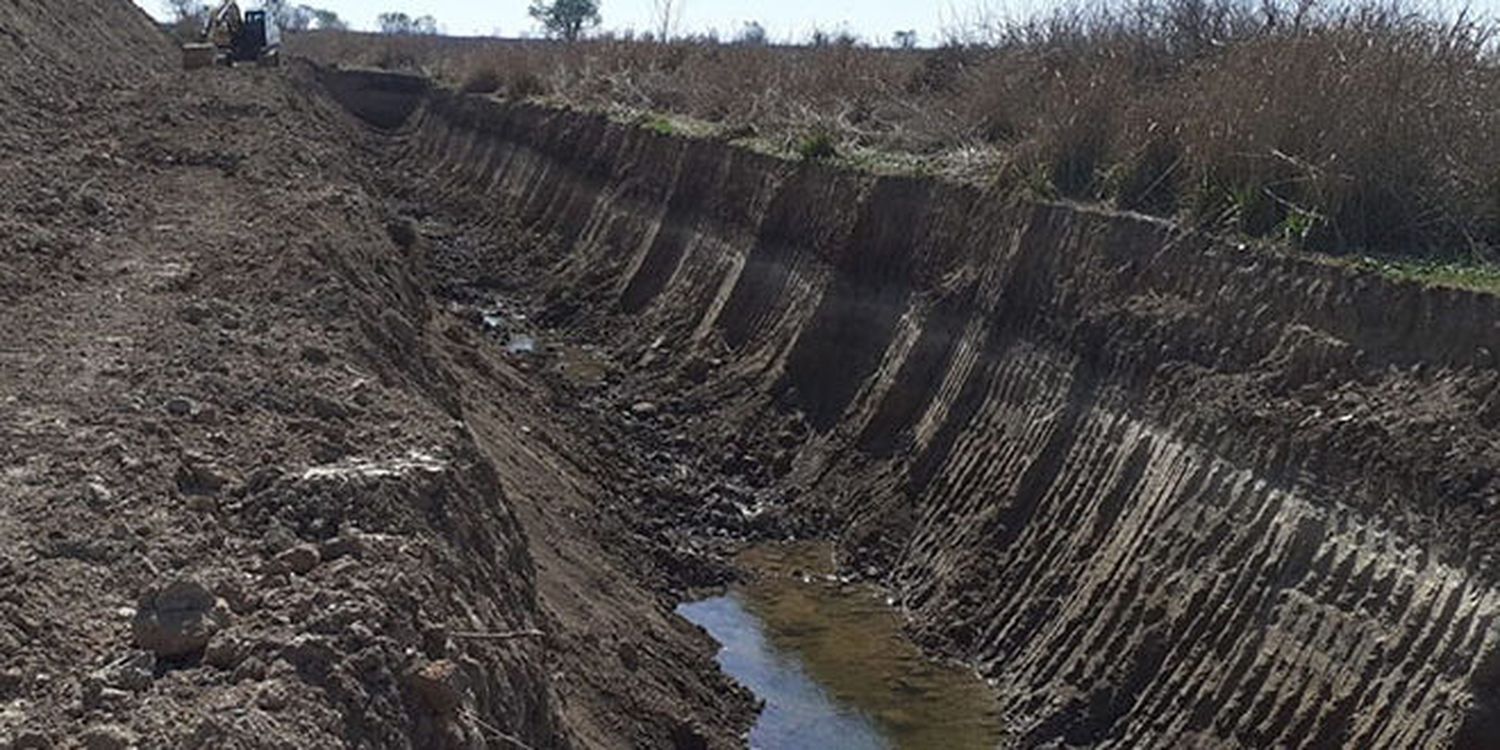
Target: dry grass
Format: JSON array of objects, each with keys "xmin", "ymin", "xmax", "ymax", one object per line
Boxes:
[{"xmin": 293, "ymin": 0, "xmax": 1500, "ymax": 261}]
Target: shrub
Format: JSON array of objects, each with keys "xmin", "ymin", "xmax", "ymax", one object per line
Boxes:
[
  {"xmin": 797, "ymin": 131, "xmax": 838, "ymax": 161},
  {"xmin": 291, "ymin": 1, "xmax": 1500, "ymax": 261},
  {"xmin": 460, "ymin": 67, "xmax": 502, "ymax": 94}
]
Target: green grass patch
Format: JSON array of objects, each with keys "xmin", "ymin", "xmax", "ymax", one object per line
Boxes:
[{"xmin": 1349, "ymin": 256, "xmax": 1500, "ymax": 294}]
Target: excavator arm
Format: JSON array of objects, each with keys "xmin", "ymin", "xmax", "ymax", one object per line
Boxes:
[{"xmin": 204, "ymin": 0, "xmax": 244, "ymax": 49}]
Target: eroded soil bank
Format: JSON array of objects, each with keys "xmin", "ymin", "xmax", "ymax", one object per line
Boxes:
[
  {"xmin": 5, "ymin": 0, "xmax": 1500, "ymax": 743},
  {"xmin": 2, "ymin": 4, "xmax": 752, "ymax": 747},
  {"xmin": 322, "ymin": 66, "xmax": 1500, "ymax": 748}
]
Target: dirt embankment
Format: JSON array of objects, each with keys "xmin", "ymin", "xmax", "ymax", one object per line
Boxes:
[
  {"xmin": 328, "ymin": 74, "xmax": 1500, "ymax": 747},
  {"xmin": 2, "ymin": 2, "xmax": 749, "ymax": 748}
]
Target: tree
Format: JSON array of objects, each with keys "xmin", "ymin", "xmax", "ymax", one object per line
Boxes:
[
  {"xmin": 652, "ymin": 0, "xmax": 682, "ymax": 42},
  {"xmin": 893, "ymin": 29, "xmax": 918, "ymax": 49},
  {"xmin": 735, "ymin": 21, "xmax": 767, "ymax": 45},
  {"xmin": 528, "ymin": 0, "xmax": 601, "ymax": 42},
  {"xmin": 263, "ymin": 0, "xmax": 314, "ymax": 32},
  {"xmin": 378, "ymin": 12, "xmax": 439, "ymax": 35},
  {"xmin": 309, "ymin": 8, "xmax": 348, "ymax": 30},
  {"xmin": 163, "ymin": 0, "xmax": 209, "ymax": 40},
  {"xmin": 165, "ymin": 0, "xmax": 205, "ymax": 21}
]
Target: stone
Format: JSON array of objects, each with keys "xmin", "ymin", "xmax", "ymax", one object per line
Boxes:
[
  {"xmin": 318, "ymin": 533, "xmax": 364, "ymax": 562},
  {"xmin": 230, "ymin": 656, "xmax": 266, "ymax": 683},
  {"xmin": 79, "ymin": 725, "xmax": 135, "ymax": 750},
  {"xmin": 89, "ymin": 651, "xmax": 154, "ymax": 692},
  {"xmin": 300, "ymin": 346, "xmax": 330, "ymax": 365},
  {"xmin": 681, "ymin": 357, "xmax": 713, "ymax": 384},
  {"xmin": 12, "ymin": 731, "xmax": 53, "ymax": 750},
  {"xmin": 78, "ymin": 194, "xmax": 108, "ymax": 216},
  {"xmin": 174, "ymin": 462, "xmax": 226, "ymax": 497},
  {"xmin": 255, "ymin": 681, "xmax": 288, "ymax": 712},
  {"xmin": 308, "ymin": 395, "xmax": 349, "ymax": 420},
  {"xmin": 0, "ymin": 668, "xmax": 22, "ymax": 697},
  {"xmin": 163, "ymin": 397, "xmax": 195, "ymax": 418},
  {"xmin": 81, "ymin": 686, "xmax": 133, "ymax": 712},
  {"xmin": 81, "ymin": 480, "xmax": 113, "ymax": 509},
  {"xmin": 132, "ymin": 579, "xmax": 230, "ymax": 658},
  {"xmin": 271, "ymin": 544, "xmax": 320, "ymax": 576},
  {"xmin": 203, "ymin": 634, "xmax": 244, "ymax": 670},
  {"xmin": 630, "ymin": 401, "xmax": 659, "ymax": 417},
  {"xmin": 177, "ymin": 304, "xmax": 212, "ymax": 325},
  {"xmin": 407, "ymin": 660, "xmax": 467, "ymax": 716}
]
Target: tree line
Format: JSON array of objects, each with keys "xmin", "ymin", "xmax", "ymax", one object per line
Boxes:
[
  {"xmin": 165, "ymin": 0, "xmax": 348, "ymax": 36},
  {"xmin": 165, "ymin": 0, "xmax": 922, "ymax": 47}
]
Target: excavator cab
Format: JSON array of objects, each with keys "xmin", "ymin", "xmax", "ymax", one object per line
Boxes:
[{"xmin": 232, "ymin": 10, "xmax": 281, "ymax": 66}]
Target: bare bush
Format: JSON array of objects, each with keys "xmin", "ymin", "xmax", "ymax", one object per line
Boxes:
[{"xmin": 294, "ymin": 0, "xmax": 1500, "ymax": 260}]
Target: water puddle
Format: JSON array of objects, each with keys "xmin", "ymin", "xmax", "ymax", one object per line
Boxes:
[
  {"xmin": 461, "ymin": 296, "xmax": 613, "ymax": 388},
  {"xmin": 677, "ymin": 542, "xmax": 1005, "ymax": 749}
]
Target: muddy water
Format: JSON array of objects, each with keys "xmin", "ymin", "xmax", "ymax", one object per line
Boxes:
[{"xmin": 678, "ymin": 542, "xmax": 1005, "ymax": 749}]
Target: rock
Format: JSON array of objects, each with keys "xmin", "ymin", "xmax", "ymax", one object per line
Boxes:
[
  {"xmin": 318, "ymin": 533, "xmax": 364, "ymax": 562},
  {"xmin": 259, "ymin": 525, "xmax": 297, "ymax": 555},
  {"xmin": 309, "ymin": 395, "xmax": 348, "ymax": 420},
  {"xmin": 212, "ymin": 578, "xmax": 259, "ymax": 615},
  {"xmin": 420, "ymin": 624, "xmax": 450, "ymax": 659},
  {"xmin": 270, "ymin": 544, "xmax": 320, "ymax": 575},
  {"xmin": 78, "ymin": 194, "xmax": 108, "ymax": 216},
  {"xmin": 88, "ymin": 651, "xmax": 154, "ymax": 693},
  {"xmin": 81, "ymin": 480, "xmax": 113, "ymax": 509},
  {"xmin": 163, "ymin": 397, "xmax": 195, "ymax": 418},
  {"xmin": 255, "ymin": 681, "xmax": 289, "ymax": 711},
  {"xmin": 184, "ymin": 495, "xmax": 217, "ymax": 513},
  {"xmin": 132, "ymin": 579, "xmax": 230, "ymax": 658},
  {"xmin": 12, "ymin": 730, "xmax": 53, "ymax": 750},
  {"xmin": 177, "ymin": 304, "xmax": 212, "ymax": 325},
  {"xmin": 230, "ymin": 656, "xmax": 266, "ymax": 683},
  {"xmin": 174, "ymin": 462, "xmax": 226, "ymax": 497},
  {"xmin": 279, "ymin": 635, "xmax": 337, "ymax": 679},
  {"xmin": 407, "ymin": 660, "xmax": 467, "ymax": 716},
  {"xmin": 243, "ymin": 465, "xmax": 283, "ymax": 495},
  {"xmin": 79, "ymin": 725, "xmax": 135, "ymax": 750},
  {"xmin": 82, "ymin": 685, "xmax": 133, "ymax": 712},
  {"xmin": 681, "ymin": 357, "xmax": 713, "ymax": 384},
  {"xmin": 630, "ymin": 401, "xmax": 659, "ymax": 417},
  {"xmin": 386, "ymin": 218, "xmax": 418, "ymax": 250},
  {"xmin": 203, "ymin": 633, "xmax": 244, "ymax": 670},
  {"xmin": 0, "ymin": 668, "xmax": 22, "ymax": 697},
  {"xmin": 300, "ymin": 346, "xmax": 330, "ymax": 366}
]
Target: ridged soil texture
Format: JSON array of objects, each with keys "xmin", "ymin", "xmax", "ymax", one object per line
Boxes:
[{"xmin": 325, "ymin": 70, "xmax": 1500, "ymax": 748}]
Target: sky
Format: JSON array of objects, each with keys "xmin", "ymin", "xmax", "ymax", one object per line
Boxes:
[{"xmin": 137, "ymin": 1, "xmax": 979, "ymax": 44}]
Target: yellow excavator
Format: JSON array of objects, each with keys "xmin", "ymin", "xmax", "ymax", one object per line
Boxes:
[{"xmin": 182, "ymin": 1, "xmax": 282, "ymax": 70}]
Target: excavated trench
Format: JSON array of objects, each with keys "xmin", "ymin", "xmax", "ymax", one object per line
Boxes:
[{"xmin": 320, "ymin": 67, "xmax": 1500, "ymax": 748}]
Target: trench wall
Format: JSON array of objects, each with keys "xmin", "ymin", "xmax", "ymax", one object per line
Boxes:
[{"xmin": 329, "ymin": 73, "xmax": 1500, "ymax": 748}]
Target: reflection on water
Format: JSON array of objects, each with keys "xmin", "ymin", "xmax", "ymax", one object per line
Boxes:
[{"xmin": 677, "ymin": 542, "xmax": 1005, "ymax": 750}]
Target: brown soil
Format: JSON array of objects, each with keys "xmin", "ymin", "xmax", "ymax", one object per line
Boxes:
[
  {"xmin": 8, "ymin": 1, "xmax": 1500, "ymax": 748},
  {"xmin": 333, "ymin": 78, "xmax": 1500, "ymax": 749},
  {"xmin": 2, "ymin": 3, "xmax": 750, "ymax": 748}
]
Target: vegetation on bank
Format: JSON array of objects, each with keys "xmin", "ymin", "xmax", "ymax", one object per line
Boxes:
[{"xmin": 294, "ymin": 0, "xmax": 1500, "ymax": 283}]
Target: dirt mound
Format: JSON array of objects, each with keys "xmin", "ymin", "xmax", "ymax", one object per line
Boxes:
[
  {"xmin": 344, "ymin": 76, "xmax": 1500, "ymax": 747},
  {"xmin": 0, "ymin": 3, "xmax": 749, "ymax": 747},
  {"xmin": 0, "ymin": 0, "xmax": 169, "ymax": 92}
]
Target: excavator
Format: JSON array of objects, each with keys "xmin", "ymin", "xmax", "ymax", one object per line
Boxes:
[{"xmin": 181, "ymin": 1, "xmax": 281, "ymax": 70}]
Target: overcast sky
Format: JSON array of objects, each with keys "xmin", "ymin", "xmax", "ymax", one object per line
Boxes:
[{"xmin": 136, "ymin": 1, "xmax": 981, "ymax": 43}]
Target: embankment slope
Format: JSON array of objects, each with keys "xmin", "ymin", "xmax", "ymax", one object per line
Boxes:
[
  {"xmin": 339, "ymin": 80, "xmax": 1500, "ymax": 748},
  {"xmin": 2, "ymin": 3, "xmax": 747, "ymax": 748}
]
